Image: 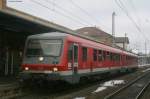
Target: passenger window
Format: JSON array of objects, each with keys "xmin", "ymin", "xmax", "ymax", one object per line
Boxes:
[
  {"xmin": 106, "ymin": 52, "xmax": 110, "ymax": 60},
  {"xmin": 82, "ymin": 47, "xmax": 87, "ymax": 61},
  {"xmin": 103, "ymin": 51, "xmax": 106, "ymax": 60},
  {"xmin": 110, "ymin": 53, "xmax": 113, "ymax": 61},
  {"xmin": 114, "ymin": 54, "xmax": 117, "ymax": 61},
  {"xmin": 93, "ymin": 49, "xmax": 97, "ymax": 61},
  {"xmin": 115, "ymin": 54, "xmax": 120, "ymax": 61},
  {"xmin": 98, "ymin": 50, "xmax": 103, "ymax": 61},
  {"xmin": 118, "ymin": 55, "xmax": 120, "ymax": 61},
  {"xmin": 126, "ymin": 56, "xmax": 128, "ymax": 60},
  {"xmin": 112, "ymin": 53, "xmax": 116, "ymax": 61}
]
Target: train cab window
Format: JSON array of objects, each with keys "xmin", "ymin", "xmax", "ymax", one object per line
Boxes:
[
  {"xmin": 93, "ymin": 49, "xmax": 97, "ymax": 61},
  {"xmin": 68, "ymin": 45, "xmax": 73, "ymax": 62},
  {"xmin": 82, "ymin": 47, "xmax": 87, "ymax": 61},
  {"xmin": 26, "ymin": 39, "xmax": 62, "ymax": 57},
  {"xmin": 98, "ymin": 50, "xmax": 103, "ymax": 61}
]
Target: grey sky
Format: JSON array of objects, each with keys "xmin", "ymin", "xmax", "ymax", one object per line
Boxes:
[{"xmin": 6, "ymin": 0, "xmax": 150, "ymax": 53}]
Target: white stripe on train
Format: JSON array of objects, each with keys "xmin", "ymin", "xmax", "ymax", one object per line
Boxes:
[{"xmin": 22, "ymin": 66, "xmax": 137, "ymax": 76}]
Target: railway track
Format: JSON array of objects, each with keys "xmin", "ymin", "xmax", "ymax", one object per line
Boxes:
[
  {"xmin": 0, "ymin": 82, "xmax": 22, "ymax": 99},
  {"xmin": 16, "ymin": 68, "xmax": 148, "ymax": 99},
  {"xmin": 135, "ymin": 80, "xmax": 150, "ymax": 99},
  {"xmin": 104, "ymin": 71, "xmax": 150, "ymax": 99},
  {"xmin": 2, "ymin": 67, "xmax": 146, "ymax": 99}
]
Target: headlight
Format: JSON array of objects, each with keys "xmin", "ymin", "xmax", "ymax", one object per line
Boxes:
[
  {"xmin": 39, "ymin": 57, "xmax": 44, "ymax": 61},
  {"xmin": 53, "ymin": 67, "xmax": 58, "ymax": 72},
  {"xmin": 25, "ymin": 67, "xmax": 29, "ymax": 71}
]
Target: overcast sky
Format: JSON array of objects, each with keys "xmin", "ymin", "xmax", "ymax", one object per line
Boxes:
[{"xmin": 6, "ymin": 0, "xmax": 150, "ymax": 53}]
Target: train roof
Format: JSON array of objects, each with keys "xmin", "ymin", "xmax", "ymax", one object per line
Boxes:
[
  {"xmin": 27, "ymin": 32, "xmax": 138, "ymax": 57},
  {"xmin": 28, "ymin": 32, "xmax": 68, "ymax": 39}
]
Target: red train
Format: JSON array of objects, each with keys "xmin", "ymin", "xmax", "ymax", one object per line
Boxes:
[{"xmin": 21, "ymin": 32, "xmax": 138, "ymax": 84}]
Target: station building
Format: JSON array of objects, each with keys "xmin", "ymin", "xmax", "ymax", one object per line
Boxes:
[
  {"xmin": 76, "ymin": 27, "xmax": 113, "ymax": 46},
  {"xmin": 0, "ymin": 0, "xmax": 75, "ymax": 76},
  {"xmin": 76, "ymin": 27, "xmax": 129, "ymax": 50}
]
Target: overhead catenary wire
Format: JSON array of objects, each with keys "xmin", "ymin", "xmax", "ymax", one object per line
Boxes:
[
  {"xmin": 44, "ymin": 0, "xmax": 95, "ymax": 26},
  {"xmin": 126, "ymin": 0, "xmax": 150, "ymax": 43},
  {"xmin": 127, "ymin": 0, "xmax": 150, "ymax": 43},
  {"xmin": 114, "ymin": 0, "xmax": 141, "ymax": 40},
  {"xmin": 115, "ymin": 0, "xmax": 148, "ymax": 40},
  {"xmin": 30, "ymin": 0, "xmax": 89, "ymax": 26},
  {"xmin": 117, "ymin": 0, "xmax": 141, "ymax": 32},
  {"xmin": 115, "ymin": 0, "xmax": 150, "ymax": 54},
  {"xmin": 120, "ymin": 0, "xmax": 149, "ymax": 41},
  {"xmin": 68, "ymin": 0, "xmax": 111, "ymax": 31},
  {"xmin": 127, "ymin": 0, "xmax": 142, "ymax": 27}
]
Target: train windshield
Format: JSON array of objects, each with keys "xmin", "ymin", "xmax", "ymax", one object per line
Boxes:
[{"xmin": 26, "ymin": 39, "xmax": 62, "ymax": 57}]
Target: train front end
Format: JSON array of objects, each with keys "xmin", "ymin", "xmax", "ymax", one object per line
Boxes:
[{"xmin": 21, "ymin": 33, "xmax": 67, "ymax": 82}]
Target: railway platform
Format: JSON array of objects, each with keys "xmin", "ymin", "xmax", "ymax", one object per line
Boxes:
[
  {"xmin": 0, "ymin": 76, "xmax": 21, "ymax": 99},
  {"xmin": 0, "ymin": 76, "xmax": 17, "ymax": 84}
]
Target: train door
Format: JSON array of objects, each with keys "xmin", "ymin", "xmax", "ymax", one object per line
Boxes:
[
  {"xmin": 68, "ymin": 43, "xmax": 79, "ymax": 74},
  {"xmin": 73, "ymin": 44, "xmax": 78, "ymax": 74}
]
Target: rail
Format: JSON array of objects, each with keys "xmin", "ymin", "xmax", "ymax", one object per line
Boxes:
[
  {"xmin": 0, "ymin": 82, "xmax": 22, "ymax": 99},
  {"xmin": 135, "ymin": 80, "xmax": 150, "ymax": 99},
  {"xmin": 104, "ymin": 71, "xmax": 150, "ymax": 99}
]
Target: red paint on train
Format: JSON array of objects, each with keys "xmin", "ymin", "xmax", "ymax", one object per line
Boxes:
[{"xmin": 21, "ymin": 32, "xmax": 138, "ymax": 84}]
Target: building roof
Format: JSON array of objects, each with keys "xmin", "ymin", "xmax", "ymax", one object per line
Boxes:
[
  {"xmin": 115, "ymin": 37, "xmax": 129, "ymax": 44},
  {"xmin": 76, "ymin": 27, "xmax": 113, "ymax": 45},
  {"xmin": 76, "ymin": 27, "xmax": 112, "ymax": 37}
]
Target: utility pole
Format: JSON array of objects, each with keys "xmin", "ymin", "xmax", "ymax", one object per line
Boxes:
[
  {"xmin": 112, "ymin": 12, "xmax": 116, "ymax": 47},
  {"xmin": 145, "ymin": 41, "xmax": 147, "ymax": 56},
  {"xmin": 124, "ymin": 33, "xmax": 127, "ymax": 50},
  {"xmin": 144, "ymin": 41, "xmax": 147, "ymax": 65}
]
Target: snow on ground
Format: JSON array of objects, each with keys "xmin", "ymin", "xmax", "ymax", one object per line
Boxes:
[
  {"xmin": 142, "ymin": 68, "xmax": 150, "ymax": 72},
  {"xmin": 102, "ymin": 80, "xmax": 125, "ymax": 87},
  {"xmin": 74, "ymin": 97, "xmax": 85, "ymax": 99},
  {"xmin": 92, "ymin": 80, "xmax": 125, "ymax": 93},
  {"xmin": 92, "ymin": 86, "xmax": 107, "ymax": 93}
]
